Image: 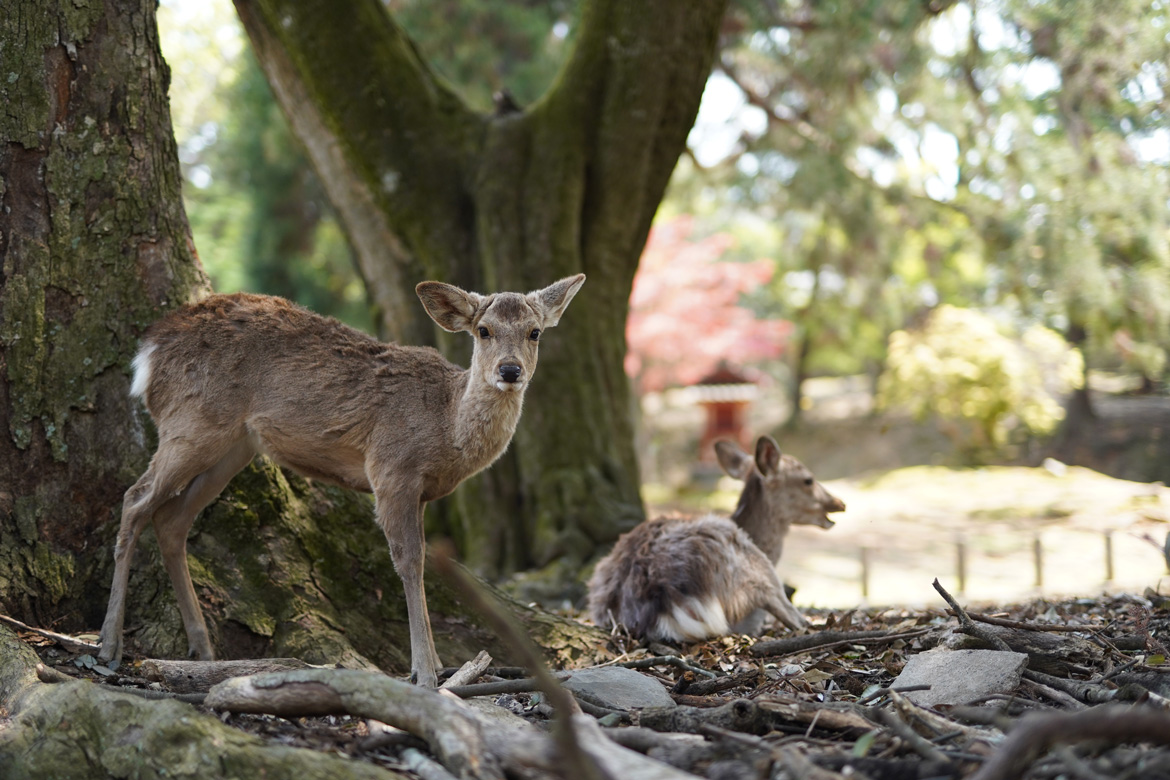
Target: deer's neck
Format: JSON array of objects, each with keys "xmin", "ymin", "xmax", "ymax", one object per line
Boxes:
[
  {"xmin": 730, "ymin": 480, "xmax": 787, "ymax": 563},
  {"xmin": 452, "ymin": 373, "xmax": 525, "ymax": 472}
]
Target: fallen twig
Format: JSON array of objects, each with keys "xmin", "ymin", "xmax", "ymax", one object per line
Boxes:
[
  {"xmin": 933, "ymin": 579, "xmax": 1013, "ymax": 652},
  {"xmin": 958, "ymin": 611, "xmax": 1099, "ymax": 633},
  {"xmin": 444, "ymin": 673, "xmax": 571, "ymax": 699},
  {"xmin": 969, "ymin": 705, "xmax": 1170, "ymax": 780},
  {"xmin": 615, "ymin": 655, "xmax": 718, "ymax": 679},
  {"xmin": 440, "ymin": 650, "xmax": 493, "ymax": 690},
  {"xmin": 866, "ymin": 705, "xmax": 953, "ymax": 765},
  {"xmin": 433, "ymin": 549, "xmax": 606, "ymax": 780},
  {"xmin": 0, "ymin": 613, "xmax": 100, "ymax": 655},
  {"xmin": 750, "ymin": 628, "xmax": 931, "ymax": 658}
]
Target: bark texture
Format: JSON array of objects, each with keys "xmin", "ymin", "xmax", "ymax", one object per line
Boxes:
[
  {"xmin": 232, "ymin": 0, "xmax": 730, "ymax": 585},
  {"xmin": 0, "ymin": 0, "xmax": 206, "ymax": 631}
]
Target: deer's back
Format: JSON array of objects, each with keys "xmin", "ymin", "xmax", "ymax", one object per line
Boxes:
[
  {"xmin": 135, "ymin": 293, "xmax": 464, "ymax": 490},
  {"xmin": 588, "ymin": 514, "xmax": 777, "ymax": 641}
]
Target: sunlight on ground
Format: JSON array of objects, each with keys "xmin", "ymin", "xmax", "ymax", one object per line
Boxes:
[{"xmin": 652, "ymin": 464, "xmax": 1170, "ymax": 613}]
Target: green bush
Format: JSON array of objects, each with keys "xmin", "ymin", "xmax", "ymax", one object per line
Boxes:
[{"xmin": 878, "ymin": 306, "xmax": 1083, "ymax": 461}]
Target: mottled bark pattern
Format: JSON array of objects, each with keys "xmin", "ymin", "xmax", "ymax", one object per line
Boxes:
[
  {"xmin": 233, "ymin": 0, "xmax": 730, "ymax": 582},
  {"xmin": 0, "ymin": 0, "xmax": 205, "ymax": 627}
]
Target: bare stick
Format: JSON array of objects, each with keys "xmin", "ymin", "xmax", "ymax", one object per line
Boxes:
[
  {"xmin": 969, "ymin": 706, "xmax": 1170, "ymax": 780},
  {"xmin": 0, "ymin": 613, "xmax": 99, "ymax": 655},
  {"xmin": 440, "ymin": 650, "xmax": 493, "ymax": 690},
  {"xmin": 957, "ymin": 612, "xmax": 1098, "ymax": 633},
  {"xmin": 614, "ymin": 655, "xmax": 718, "ymax": 679},
  {"xmin": 432, "ymin": 549, "xmax": 607, "ymax": 780},
  {"xmin": 866, "ymin": 706, "xmax": 952, "ymax": 765},
  {"xmin": 751, "ymin": 628, "xmax": 931, "ymax": 658},
  {"xmin": 932, "ymin": 578, "xmax": 1012, "ymax": 652},
  {"xmin": 445, "ymin": 673, "xmax": 571, "ymax": 699}
]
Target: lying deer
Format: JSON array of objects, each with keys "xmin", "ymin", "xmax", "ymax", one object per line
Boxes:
[
  {"xmin": 99, "ymin": 275, "xmax": 585, "ymax": 687},
  {"xmin": 588, "ymin": 435, "xmax": 844, "ymax": 642}
]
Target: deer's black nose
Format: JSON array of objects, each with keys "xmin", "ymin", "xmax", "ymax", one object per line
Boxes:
[{"xmin": 499, "ymin": 364, "xmax": 522, "ymax": 383}]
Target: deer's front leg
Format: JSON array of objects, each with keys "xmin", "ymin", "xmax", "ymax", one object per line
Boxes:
[{"xmin": 376, "ymin": 488, "xmax": 441, "ymax": 687}]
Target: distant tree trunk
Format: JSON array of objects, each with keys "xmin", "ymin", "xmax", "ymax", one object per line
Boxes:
[
  {"xmin": 233, "ymin": 0, "xmax": 730, "ymax": 587},
  {"xmin": 1064, "ymin": 321, "xmax": 1096, "ymax": 424},
  {"xmin": 0, "ymin": 0, "xmax": 603, "ymax": 669},
  {"xmin": 787, "ymin": 327, "xmax": 813, "ymax": 428}
]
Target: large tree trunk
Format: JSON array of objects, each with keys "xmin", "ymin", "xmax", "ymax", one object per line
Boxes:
[
  {"xmin": 232, "ymin": 0, "xmax": 729, "ymax": 587},
  {"xmin": 0, "ymin": 0, "xmax": 604, "ymax": 670},
  {"xmin": 0, "ymin": 0, "xmax": 206, "ymax": 629}
]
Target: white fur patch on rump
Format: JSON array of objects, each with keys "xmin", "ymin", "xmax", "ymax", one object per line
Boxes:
[
  {"xmin": 655, "ymin": 596, "xmax": 730, "ymax": 642},
  {"xmin": 129, "ymin": 344, "xmax": 155, "ymax": 398}
]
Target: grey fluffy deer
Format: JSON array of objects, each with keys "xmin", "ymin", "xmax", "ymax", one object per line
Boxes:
[
  {"xmin": 588, "ymin": 435, "xmax": 844, "ymax": 642},
  {"xmin": 99, "ymin": 275, "xmax": 585, "ymax": 687}
]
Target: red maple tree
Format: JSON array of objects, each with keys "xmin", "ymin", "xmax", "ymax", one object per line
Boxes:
[{"xmin": 625, "ymin": 216, "xmax": 792, "ymax": 393}]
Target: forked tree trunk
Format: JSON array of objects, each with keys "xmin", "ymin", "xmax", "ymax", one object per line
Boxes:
[{"xmin": 232, "ymin": 0, "xmax": 730, "ymax": 586}]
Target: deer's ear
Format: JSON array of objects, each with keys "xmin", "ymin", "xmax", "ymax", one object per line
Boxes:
[
  {"xmin": 416, "ymin": 282, "xmax": 484, "ymax": 333},
  {"xmin": 755, "ymin": 436, "xmax": 782, "ymax": 476},
  {"xmin": 528, "ymin": 274, "xmax": 585, "ymax": 328},
  {"xmin": 715, "ymin": 439, "xmax": 753, "ymax": 480}
]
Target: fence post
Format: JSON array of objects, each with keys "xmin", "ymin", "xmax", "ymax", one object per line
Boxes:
[
  {"xmin": 860, "ymin": 546, "xmax": 870, "ymax": 601},
  {"xmin": 956, "ymin": 537, "xmax": 967, "ymax": 595},
  {"xmin": 1104, "ymin": 531, "xmax": 1114, "ymax": 583}
]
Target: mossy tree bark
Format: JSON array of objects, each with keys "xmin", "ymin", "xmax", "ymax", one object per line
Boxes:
[
  {"xmin": 0, "ymin": 0, "xmax": 206, "ymax": 632},
  {"xmin": 232, "ymin": 0, "xmax": 730, "ymax": 585},
  {"xmin": 0, "ymin": 0, "xmax": 607, "ymax": 670}
]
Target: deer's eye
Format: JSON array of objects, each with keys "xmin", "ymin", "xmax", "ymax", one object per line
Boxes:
[
  {"xmin": 477, "ymin": 327, "xmax": 490, "ymax": 339},
  {"xmin": 529, "ymin": 329, "xmax": 541, "ymax": 341}
]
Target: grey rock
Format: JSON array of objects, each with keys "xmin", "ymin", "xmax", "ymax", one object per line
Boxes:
[
  {"xmin": 892, "ymin": 648, "xmax": 1028, "ymax": 707},
  {"xmin": 564, "ymin": 666, "xmax": 677, "ymax": 710}
]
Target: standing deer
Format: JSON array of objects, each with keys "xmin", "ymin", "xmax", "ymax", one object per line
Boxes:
[
  {"xmin": 99, "ymin": 275, "xmax": 586, "ymax": 687},
  {"xmin": 588, "ymin": 435, "xmax": 844, "ymax": 642}
]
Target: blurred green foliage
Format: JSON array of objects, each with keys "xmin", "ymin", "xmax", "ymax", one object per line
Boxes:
[
  {"xmin": 668, "ymin": 0, "xmax": 1169, "ymax": 421},
  {"xmin": 878, "ymin": 305, "xmax": 1083, "ymax": 461}
]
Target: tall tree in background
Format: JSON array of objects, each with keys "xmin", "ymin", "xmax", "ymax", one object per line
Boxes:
[{"xmin": 231, "ymin": 0, "xmax": 730, "ymax": 583}]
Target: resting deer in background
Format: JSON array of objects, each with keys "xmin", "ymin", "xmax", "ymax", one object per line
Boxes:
[
  {"xmin": 99, "ymin": 275, "xmax": 586, "ymax": 687},
  {"xmin": 588, "ymin": 435, "xmax": 844, "ymax": 642}
]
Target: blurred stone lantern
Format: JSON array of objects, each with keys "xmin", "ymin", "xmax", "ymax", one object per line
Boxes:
[{"xmin": 694, "ymin": 362, "xmax": 759, "ymax": 463}]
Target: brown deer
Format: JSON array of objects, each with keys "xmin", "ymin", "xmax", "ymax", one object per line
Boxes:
[
  {"xmin": 587, "ymin": 435, "xmax": 844, "ymax": 642},
  {"xmin": 99, "ymin": 275, "xmax": 586, "ymax": 687}
]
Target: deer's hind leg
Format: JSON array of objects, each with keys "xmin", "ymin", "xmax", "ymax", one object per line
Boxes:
[
  {"xmin": 151, "ymin": 437, "xmax": 256, "ymax": 659},
  {"xmin": 99, "ymin": 434, "xmax": 253, "ymax": 662}
]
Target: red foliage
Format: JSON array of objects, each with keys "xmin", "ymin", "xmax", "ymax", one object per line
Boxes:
[{"xmin": 625, "ymin": 217, "xmax": 792, "ymax": 393}]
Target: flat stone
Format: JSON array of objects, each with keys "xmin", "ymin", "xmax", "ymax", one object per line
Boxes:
[
  {"xmin": 892, "ymin": 648, "xmax": 1028, "ymax": 707},
  {"xmin": 563, "ymin": 666, "xmax": 676, "ymax": 710}
]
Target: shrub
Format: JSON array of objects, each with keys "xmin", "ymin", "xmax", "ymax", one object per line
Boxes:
[{"xmin": 878, "ymin": 306, "xmax": 1083, "ymax": 461}]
